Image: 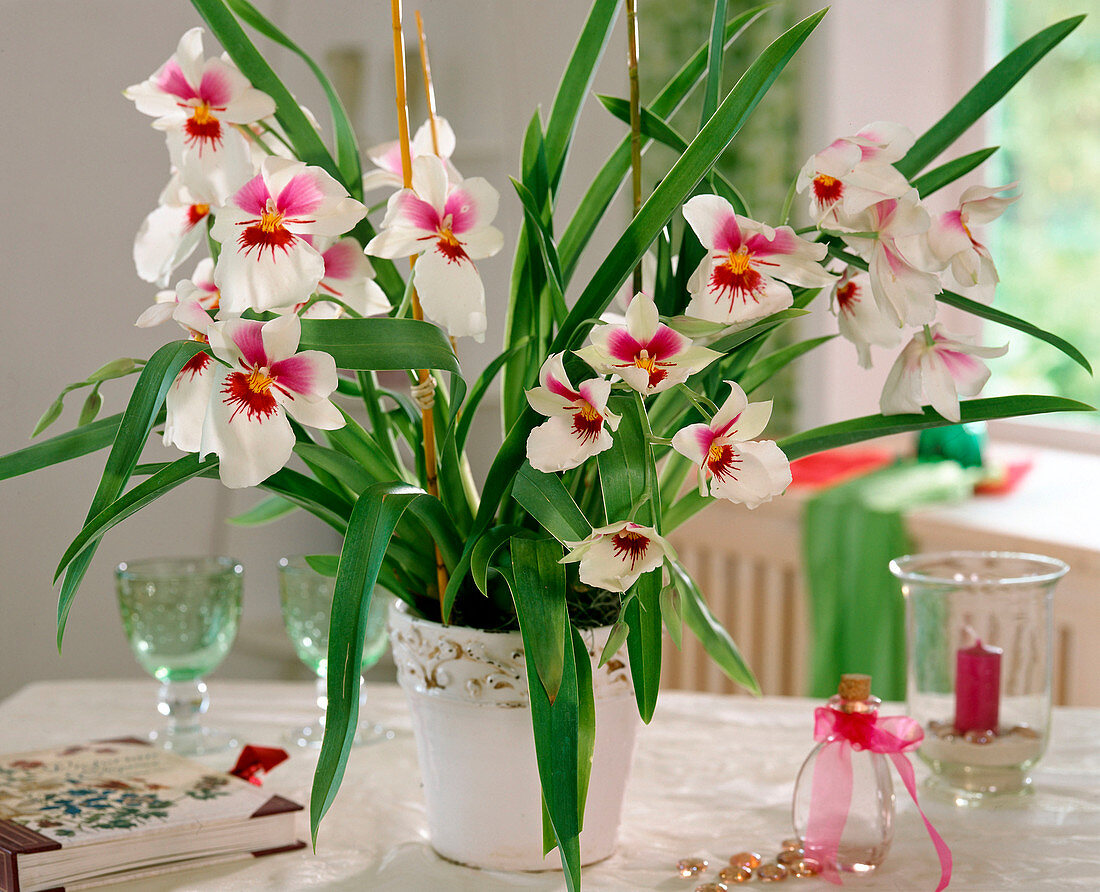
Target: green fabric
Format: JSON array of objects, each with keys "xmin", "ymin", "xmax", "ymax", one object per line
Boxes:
[{"xmin": 801, "ymin": 461, "xmax": 978, "ymax": 700}]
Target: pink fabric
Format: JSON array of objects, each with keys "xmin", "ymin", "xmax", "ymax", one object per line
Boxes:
[{"xmin": 804, "ymin": 707, "xmax": 952, "ymax": 891}]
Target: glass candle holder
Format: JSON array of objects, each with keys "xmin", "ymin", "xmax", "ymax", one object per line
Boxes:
[{"xmin": 890, "ymin": 551, "xmax": 1067, "ymax": 804}]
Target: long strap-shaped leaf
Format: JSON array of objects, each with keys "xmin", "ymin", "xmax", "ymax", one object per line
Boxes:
[
  {"xmin": 511, "ymin": 537, "xmax": 569, "ymax": 705},
  {"xmin": 311, "ymin": 482, "xmax": 445, "ymax": 842},
  {"xmin": 912, "ymin": 147, "xmax": 999, "ymax": 199},
  {"xmin": 56, "ymin": 341, "xmax": 205, "ymax": 645},
  {"xmin": 512, "ymin": 463, "xmax": 590, "ymax": 543},
  {"xmin": 896, "ymin": 15, "xmax": 1084, "ymax": 178},
  {"xmin": 552, "ymin": 10, "xmax": 826, "ymax": 358},
  {"xmin": 190, "ymin": 0, "xmax": 341, "ymax": 181},
  {"xmin": 298, "ymin": 318, "xmax": 460, "ymax": 375},
  {"xmin": 668, "ymin": 559, "xmax": 758, "ymax": 693},
  {"xmin": 0, "ymin": 413, "xmax": 122, "ymax": 481}
]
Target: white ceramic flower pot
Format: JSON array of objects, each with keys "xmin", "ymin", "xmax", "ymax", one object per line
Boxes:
[{"xmin": 389, "ymin": 600, "xmax": 639, "ymax": 870}]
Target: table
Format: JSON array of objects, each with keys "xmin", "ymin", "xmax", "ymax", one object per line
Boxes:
[{"xmin": 2, "ymin": 681, "xmax": 1099, "ymax": 890}]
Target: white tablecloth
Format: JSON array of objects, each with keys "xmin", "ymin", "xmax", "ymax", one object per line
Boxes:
[{"xmin": 2, "ymin": 680, "xmax": 1098, "ymax": 890}]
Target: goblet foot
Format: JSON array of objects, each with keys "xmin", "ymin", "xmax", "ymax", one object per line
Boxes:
[
  {"xmin": 150, "ymin": 724, "xmax": 239, "ymax": 757},
  {"xmin": 284, "ymin": 717, "xmax": 394, "ymax": 749}
]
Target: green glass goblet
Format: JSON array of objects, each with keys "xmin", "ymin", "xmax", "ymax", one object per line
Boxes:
[
  {"xmin": 278, "ymin": 555, "xmax": 394, "ymax": 748},
  {"xmin": 115, "ymin": 556, "xmax": 243, "ymax": 756}
]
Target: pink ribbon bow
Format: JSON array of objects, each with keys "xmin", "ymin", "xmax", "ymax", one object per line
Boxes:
[{"xmin": 803, "ymin": 706, "xmax": 952, "ymax": 891}]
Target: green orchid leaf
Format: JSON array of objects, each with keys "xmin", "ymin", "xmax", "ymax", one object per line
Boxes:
[
  {"xmin": 298, "ymin": 318, "xmax": 460, "ymax": 375},
  {"xmin": 739, "ymin": 335, "xmax": 836, "ymax": 395},
  {"xmin": 471, "ymin": 525, "xmax": 521, "ymax": 595},
  {"xmin": 223, "ymin": 0, "xmax": 363, "ymax": 198},
  {"xmin": 700, "ymin": 0, "xmax": 731, "ymax": 130},
  {"xmin": 669, "ymin": 559, "xmax": 758, "ymax": 693},
  {"xmin": 511, "ymin": 536, "xmax": 569, "ymax": 704},
  {"xmin": 228, "ymin": 494, "xmax": 298, "ymax": 526},
  {"xmin": 936, "ymin": 289, "xmax": 1092, "ymax": 374},
  {"xmin": 512, "ymin": 463, "xmax": 591, "ymax": 543},
  {"xmin": 454, "ymin": 337, "xmax": 530, "ymax": 454},
  {"xmin": 55, "ymin": 455, "xmax": 219, "ymax": 580},
  {"xmin": 258, "ymin": 467, "xmax": 355, "ymax": 534},
  {"xmin": 311, "ymin": 482, "xmax": 444, "ymax": 844},
  {"xmin": 912, "ymin": 147, "xmax": 999, "ymax": 198},
  {"xmin": 896, "ymin": 15, "xmax": 1085, "ymax": 178},
  {"xmin": 624, "ymin": 569, "xmax": 663, "ymax": 722},
  {"xmin": 559, "ymin": 6, "xmax": 768, "ymax": 281},
  {"xmin": 304, "ymin": 554, "xmax": 340, "ymax": 577},
  {"xmin": 56, "ymin": 340, "xmax": 206, "ymax": 647},
  {"xmin": 293, "ymin": 442, "xmax": 375, "ymax": 495}
]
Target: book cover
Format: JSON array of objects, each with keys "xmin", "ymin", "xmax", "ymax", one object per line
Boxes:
[{"xmin": 0, "ymin": 739, "xmax": 303, "ymax": 892}]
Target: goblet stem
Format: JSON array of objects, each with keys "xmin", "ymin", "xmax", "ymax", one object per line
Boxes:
[{"xmin": 157, "ymin": 678, "xmax": 209, "ymax": 738}]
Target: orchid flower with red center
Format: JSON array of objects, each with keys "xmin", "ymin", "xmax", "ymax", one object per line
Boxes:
[
  {"xmin": 880, "ymin": 324, "xmax": 1008, "ymax": 424},
  {"xmin": 561, "ymin": 522, "xmax": 675, "ymax": 593},
  {"xmin": 293, "ymin": 238, "xmax": 390, "ymax": 320},
  {"xmin": 577, "ymin": 293, "xmax": 720, "ymax": 395},
  {"xmin": 797, "ymin": 122, "xmax": 914, "ymax": 229},
  {"xmin": 525, "ymin": 353, "xmax": 621, "ymax": 473},
  {"xmin": 366, "ymin": 155, "xmax": 503, "ymax": 342},
  {"xmin": 133, "ymin": 173, "xmax": 226, "ymax": 287},
  {"xmin": 841, "ymin": 193, "xmax": 941, "ymax": 327},
  {"xmin": 125, "ymin": 28, "xmax": 273, "ymax": 200},
  {"xmin": 136, "ymin": 259, "xmax": 220, "ymax": 329},
  {"xmin": 671, "ymin": 381, "xmax": 791, "ymax": 509},
  {"xmin": 362, "ymin": 117, "xmax": 462, "ymax": 193},
  {"xmin": 831, "ymin": 267, "xmax": 904, "ymax": 369},
  {"xmin": 197, "ymin": 314, "xmax": 344, "ymax": 488},
  {"xmin": 927, "ymin": 183, "xmax": 1019, "ymax": 302},
  {"xmin": 682, "ymin": 195, "xmax": 833, "ymax": 324},
  {"xmin": 210, "ymin": 156, "xmax": 367, "ymax": 314}
]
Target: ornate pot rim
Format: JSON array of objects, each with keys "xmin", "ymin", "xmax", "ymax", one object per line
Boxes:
[{"xmin": 388, "ymin": 600, "xmax": 633, "ymax": 706}]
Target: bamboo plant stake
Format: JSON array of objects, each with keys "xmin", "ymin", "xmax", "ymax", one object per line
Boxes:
[
  {"xmin": 390, "ymin": 0, "xmax": 450, "ymax": 613},
  {"xmin": 415, "ymin": 11, "xmax": 442, "ymax": 158},
  {"xmin": 626, "ymin": 0, "xmax": 644, "ymax": 298}
]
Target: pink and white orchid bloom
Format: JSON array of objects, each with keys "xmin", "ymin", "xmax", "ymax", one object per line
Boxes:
[
  {"xmin": 137, "ymin": 258, "xmax": 220, "ymax": 329},
  {"xmin": 525, "ymin": 353, "xmax": 621, "ymax": 473},
  {"xmin": 577, "ymin": 293, "xmax": 720, "ymax": 395},
  {"xmin": 199, "ymin": 314, "xmax": 344, "ymax": 489},
  {"xmin": 880, "ymin": 324, "xmax": 1008, "ymax": 423},
  {"xmin": 562, "ymin": 522, "xmax": 675, "ymax": 593},
  {"xmin": 155, "ymin": 283, "xmax": 219, "ymax": 456},
  {"xmin": 134, "ymin": 174, "xmax": 220, "ymax": 286},
  {"xmin": 362, "ymin": 117, "xmax": 462, "ymax": 193},
  {"xmin": 682, "ymin": 196, "xmax": 833, "ymax": 324},
  {"xmin": 831, "ymin": 267, "xmax": 904, "ymax": 369},
  {"xmin": 671, "ymin": 381, "xmax": 791, "ymax": 509},
  {"xmin": 302, "ymin": 238, "xmax": 390, "ymax": 319},
  {"xmin": 797, "ymin": 122, "xmax": 914, "ymax": 228},
  {"xmin": 125, "ymin": 28, "xmax": 273, "ymax": 201},
  {"xmin": 210, "ymin": 156, "xmax": 367, "ymax": 314},
  {"xmin": 366, "ymin": 155, "xmax": 503, "ymax": 342},
  {"xmin": 841, "ymin": 193, "xmax": 941, "ymax": 327},
  {"xmin": 927, "ymin": 183, "xmax": 1019, "ymax": 301}
]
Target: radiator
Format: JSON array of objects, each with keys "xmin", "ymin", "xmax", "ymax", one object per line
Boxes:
[{"xmin": 664, "ymin": 500, "xmax": 809, "ymax": 697}]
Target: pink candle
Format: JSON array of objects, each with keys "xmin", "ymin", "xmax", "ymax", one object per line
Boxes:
[{"xmin": 954, "ymin": 638, "xmax": 1002, "ymax": 734}]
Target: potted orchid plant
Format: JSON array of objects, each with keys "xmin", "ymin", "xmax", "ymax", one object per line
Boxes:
[{"xmin": 0, "ymin": 0, "xmax": 1091, "ymax": 886}]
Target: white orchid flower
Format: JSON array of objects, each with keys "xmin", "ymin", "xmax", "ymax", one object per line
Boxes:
[
  {"xmin": 798, "ymin": 122, "xmax": 914, "ymax": 229},
  {"xmin": 525, "ymin": 353, "xmax": 621, "ymax": 473},
  {"xmin": 577, "ymin": 293, "xmax": 719, "ymax": 395},
  {"xmin": 136, "ymin": 258, "xmax": 219, "ymax": 329},
  {"xmin": 362, "ymin": 117, "xmax": 462, "ymax": 193},
  {"xmin": 682, "ymin": 196, "xmax": 833, "ymax": 325},
  {"xmin": 210, "ymin": 156, "xmax": 367, "ymax": 314},
  {"xmin": 133, "ymin": 173, "xmax": 221, "ymax": 287},
  {"xmin": 880, "ymin": 324, "xmax": 1008, "ymax": 423},
  {"xmin": 562, "ymin": 521, "xmax": 675, "ymax": 593},
  {"xmin": 366, "ymin": 155, "xmax": 503, "ymax": 342},
  {"xmin": 841, "ymin": 193, "xmax": 941, "ymax": 327},
  {"xmin": 287, "ymin": 238, "xmax": 391, "ymax": 320},
  {"xmin": 671, "ymin": 381, "xmax": 791, "ymax": 509},
  {"xmin": 125, "ymin": 28, "xmax": 273, "ymax": 201},
  {"xmin": 830, "ymin": 268, "xmax": 904, "ymax": 369},
  {"xmin": 927, "ymin": 183, "xmax": 1019, "ymax": 302},
  {"xmin": 198, "ymin": 314, "xmax": 344, "ymax": 488}
]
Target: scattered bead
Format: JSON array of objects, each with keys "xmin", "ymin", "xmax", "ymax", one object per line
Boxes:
[
  {"xmin": 780, "ymin": 837, "xmax": 803, "ymax": 852},
  {"xmin": 963, "ymin": 729, "xmax": 995, "ymax": 745},
  {"xmin": 677, "ymin": 857, "xmax": 709, "ymax": 878},
  {"xmin": 776, "ymin": 850, "xmax": 803, "ymax": 868},
  {"xmin": 719, "ymin": 864, "xmax": 753, "ymax": 884},
  {"xmin": 790, "ymin": 857, "xmax": 822, "ymax": 878},
  {"xmin": 695, "ymin": 884, "xmax": 728, "ymax": 892},
  {"xmin": 729, "ymin": 851, "xmax": 762, "ymax": 869},
  {"xmin": 757, "ymin": 861, "xmax": 790, "ymax": 882}
]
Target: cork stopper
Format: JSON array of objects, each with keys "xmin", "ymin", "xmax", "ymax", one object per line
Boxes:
[{"xmin": 838, "ymin": 673, "xmax": 872, "ymax": 701}]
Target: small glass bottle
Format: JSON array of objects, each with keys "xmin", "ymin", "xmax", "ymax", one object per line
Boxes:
[{"xmin": 791, "ymin": 674, "xmax": 895, "ymax": 874}]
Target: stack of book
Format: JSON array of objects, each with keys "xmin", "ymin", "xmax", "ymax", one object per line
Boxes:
[{"xmin": 0, "ymin": 739, "xmax": 303, "ymax": 891}]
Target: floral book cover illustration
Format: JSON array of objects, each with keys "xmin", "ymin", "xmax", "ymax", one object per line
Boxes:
[{"xmin": 0, "ymin": 739, "xmax": 302, "ymax": 892}]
